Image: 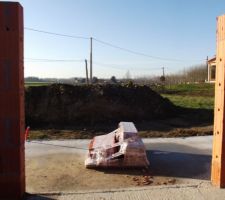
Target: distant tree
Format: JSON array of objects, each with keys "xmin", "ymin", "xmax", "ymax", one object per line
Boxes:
[
  {"xmin": 110, "ymin": 76, "xmax": 117, "ymax": 83},
  {"xmin": 165, "ymin": 64, "xmax": 207, "ymax": 85},
  {"xmin": 127, "ymin": 80, "xmax": 134, "ymax": 87},
  {"xmin": 25, "ymin": 76, "xmax": 41, "ymax": 82},
  {"xmin": 160, "ymin": 76, "xmax": 166, "ymax": 82},
  {"xmin": 80, "ymin": 78, "xmax": 86, "ymax": 84},
  {"xmin": 92, "ymin": 76, "xmax": 99, "ymax": 84}
]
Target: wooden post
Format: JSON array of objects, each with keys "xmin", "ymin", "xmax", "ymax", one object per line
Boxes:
[
  {"xmin": 211, "ymin": 14, "xmax": 225, "ymax": 188},
  {"xmin": 0, "ymin": 2, "xmax": 25, "ymax": 199},
  {"xmin": 90, "ymin": 37, "xmax": 93, "ymax": 84}
]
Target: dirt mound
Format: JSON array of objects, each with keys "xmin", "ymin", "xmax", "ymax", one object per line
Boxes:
[{"xmin": 25, "ymin": 84, "xmax": 176, "ymax": 128}]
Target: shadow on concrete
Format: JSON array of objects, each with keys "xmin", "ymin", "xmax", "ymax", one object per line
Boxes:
[
  {"xmin": 95, "ymin": 145, "xmax": 211, "ymax": 181},
  {"xmin": 25, "ymin": 193, "xmax": 56, "ymax": 200},
  {"xmin": 147, "ymin": 150, "xmax": 211, "ymax": 180}
]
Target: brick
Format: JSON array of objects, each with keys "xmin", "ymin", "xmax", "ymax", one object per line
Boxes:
[{"xmin": 0, "ymin": 2, "xmax": 25, "ymax": 199}]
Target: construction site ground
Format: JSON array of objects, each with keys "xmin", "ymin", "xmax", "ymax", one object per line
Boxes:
[{"xmin": 24, "ymin": 136, "xmax": 225, "ymax": 200}]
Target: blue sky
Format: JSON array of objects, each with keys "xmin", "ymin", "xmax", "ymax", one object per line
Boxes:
[{"xmin": 4, "ymin": 0, "xmax": 225, "ymax": 78}]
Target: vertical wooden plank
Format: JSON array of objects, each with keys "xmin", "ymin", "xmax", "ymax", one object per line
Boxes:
[
  {"xmin": 211, "ymin": 14, "xmax": 225, "ymax": 188},
  {"xmin": 0, "ymin": 2, "xmax": 25, "ymax": 199}
]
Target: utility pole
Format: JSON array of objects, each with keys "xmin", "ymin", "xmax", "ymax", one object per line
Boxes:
[
  {"xmin": 90, "ymin": 37, "xmax": 93, "ymax": 84},
  {"xmin": 160, "ymin": 67, "xmax": 166, "ymax": 89},
  {"xmin": 85, "ymin": 59, "xmax": 89, "ymax": 85}
]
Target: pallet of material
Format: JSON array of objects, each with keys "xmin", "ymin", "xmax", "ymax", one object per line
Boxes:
[{"xmin": 85, "ymin": 122, "xmax": 149, "ymax": 168}]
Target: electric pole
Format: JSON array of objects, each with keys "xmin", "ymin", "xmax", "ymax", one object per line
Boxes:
[
  {"xmin": 161, "ymin": 67, "xmax": 166, "ymax": 87},
  {"xmin": 90, "ymin": 37, "xmax": 93, "ymax": 84},
  {"xmin": 85, "ymin": 59, "xmax": 89, "ymax": 85}
]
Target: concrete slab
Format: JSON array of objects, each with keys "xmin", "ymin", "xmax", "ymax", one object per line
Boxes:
[
  {"xmin": 26, "ymin": 182, "xmax": 225, "ymax": 200},
  {"xmin": 25, "ymin": 136, "xmax": 224, "ymax": 200}
]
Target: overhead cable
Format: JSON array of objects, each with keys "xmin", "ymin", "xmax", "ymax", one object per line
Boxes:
[
  {"xmin": 25, "ymin": 27, "xmax": 89, "ymax": 40},
  {"xmin": 25, "ymin": 27, "xmax": 205, "ymax": 62},
  {"xmin": 93, "ymin": 38, "xmax": 205, "ymax": 62},
  {"xmin": 25, "ymin": 58, "xmax": 84, "ymax": 62}
]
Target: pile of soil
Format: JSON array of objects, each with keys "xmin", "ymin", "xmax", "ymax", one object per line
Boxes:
[{"xmin": 25, "ymin": 84, "xmax": 176, "ymax": 128}]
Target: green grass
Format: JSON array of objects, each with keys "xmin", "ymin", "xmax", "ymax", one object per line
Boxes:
[
  {"xmin": 164, "ymin": 83, "xmax": 214, "ymax": 92},
  {"xmin": 154, "ymin": 83, "xmax": 215, "ymax": 109},
  {"xmin": 156, "ymin": 83, "xmax": 215, "ymax": 97},
  {"xmin": 25, "ymin": 82, "xmax": 52, "ymax": 87},
  {"xmin": 162, "ymin": 94, "xmax": 214, "ymax": 109}
]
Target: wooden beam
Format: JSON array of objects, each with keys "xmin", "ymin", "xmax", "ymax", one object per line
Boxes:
[{"xmin": 211, "ymin": 14, "xmax": 225, "ymax": 188}]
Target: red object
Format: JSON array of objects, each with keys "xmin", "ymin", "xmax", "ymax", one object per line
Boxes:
[
  {"xmin": 0, "ymin": 2, "xmax": 25, "ymax": 200},
  {"xmin": 85, "ymin": 122, "xmax": 149, "ymax": 168},
  {"xmin": 25, "ymin": 126, "xmax": 30, "ymax": 140}
]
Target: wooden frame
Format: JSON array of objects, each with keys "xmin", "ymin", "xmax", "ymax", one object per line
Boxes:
[{"xmin": 211, "ymin": 14, "xmax": 225, "ymax": 188}]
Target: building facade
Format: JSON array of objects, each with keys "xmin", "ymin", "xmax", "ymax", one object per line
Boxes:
[{"xmin": 208, "ymin": 57, "xmax": 216, "ymax": 83}]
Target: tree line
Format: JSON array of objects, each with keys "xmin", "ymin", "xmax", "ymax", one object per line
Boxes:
[{"xmin": 25, "ymin": 64, "xmax": 208, "ymax": 86}]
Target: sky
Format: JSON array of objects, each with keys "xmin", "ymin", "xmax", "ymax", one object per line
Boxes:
[{"xmin": 3, "ymin": 0, "xmax": 225, "ymax": 78}]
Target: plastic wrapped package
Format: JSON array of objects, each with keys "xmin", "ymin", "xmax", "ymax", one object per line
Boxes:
[{"xmin": 85, "ymin": 122, "xmax": 149, "ymax": 168}]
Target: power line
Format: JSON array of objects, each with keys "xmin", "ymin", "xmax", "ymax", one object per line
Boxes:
[
  {"xmin": 93, "ymin": 61, "xmax": 125, "ymax": 71},
  {"xmin": 25, "ymin": 57, "xmax": 165, "ymax": 71},
  {"xmin": 25, "ymin": 27, "xmax": 89, "ymax": 40},
  {"xmin": 24, "ymin": 58, "xmax": 85, "ymax": 62},
  {"xmin": 25, "ymin": 27, "xmax": 205, "ymax": 63},
  {"xmin": 93, "ymin": 61, "xmax": 163, "ymax": 71},
  {"xmin": 93, "ymin": 38, "xmax": 205, "ymax": 62}
]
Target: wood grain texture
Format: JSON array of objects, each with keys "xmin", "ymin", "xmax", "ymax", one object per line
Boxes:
[{"xmin": 211, "ymin": 14, "xmax": 225, "ymax": 188}]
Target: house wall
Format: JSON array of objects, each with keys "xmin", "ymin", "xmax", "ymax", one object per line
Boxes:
[{"xmin": 208, "ymin": 59, "xmax": 216, "ymax": 83}]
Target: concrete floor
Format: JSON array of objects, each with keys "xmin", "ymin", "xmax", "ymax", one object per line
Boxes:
[
  {"xmin": 25, "ymin": 136, "xmax": 225, "ymax": 200},
  {"xmin": 26, "ymin": 182, "xmax": 225, "ymax": 200}
]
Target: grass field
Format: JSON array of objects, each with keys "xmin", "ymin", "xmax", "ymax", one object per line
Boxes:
[
  {"xmin": 157, "ymin": 83, "xmax": 215, "ymax": 110},
  {"xmin": 164, "ymin": 83, "xmax": 214, "ymax": 93},
  {"xmin": 162, "ymin": 94, "xmax": 214, "ymax": 109},
  {"xmin": 25, "ymin": 82, "xmax": 52, "ymax": 87}
]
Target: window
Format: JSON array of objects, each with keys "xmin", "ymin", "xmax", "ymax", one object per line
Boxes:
[{"xmin": 211, "ymin": 65, "xmax": 216, "ymax": 80}]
